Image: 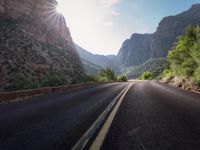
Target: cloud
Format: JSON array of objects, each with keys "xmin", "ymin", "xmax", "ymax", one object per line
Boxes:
[
  {"xmin": 101, "ymin": 0, "xmax": 120, "ymax": 8},
  {"xmin": 104, "ymin": 21, "xmax": 113, "ymax": 27},
  {"xmin": 94, "ymin": 0, "xmax": 120, "ymax": 28}
]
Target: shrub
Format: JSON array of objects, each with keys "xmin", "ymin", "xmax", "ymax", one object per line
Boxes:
[
  {"xmin": 41, "ymin": 72, "xmax": 68, "ymax": 87},
  {"xmin": 162, "ymin": 69, "xmax": 174, "ymax": 81},
  {"xmin": 163, "ymin": 25, "xmax": 200, "ymax": 84},
  {"xmin": 99, "ymin": 67, "xmax": 116, "ymax": 81},
  {"xmin": 117, "ymin": 75, "xmax": 128, "ymax": 82},
  {"xmin": 193, "ymin": 67, "xmax": 200, "ymax": 85},
  {"xmin": 140, "ymin": 72, "xmax": 153, "ymax": 80},
  {"xmin": 8, "ymin": 73, "xmax": 39, "ymax": 90}
]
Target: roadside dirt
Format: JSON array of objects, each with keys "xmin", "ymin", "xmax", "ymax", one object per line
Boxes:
[{"xmin": 161, "ymin": 77, "xmax": 200, "ymax": 94}]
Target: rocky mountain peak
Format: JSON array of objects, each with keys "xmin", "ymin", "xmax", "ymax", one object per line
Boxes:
[{"xmin": 118, "ymin": 4, "xmax": 200, "ymax": 67}]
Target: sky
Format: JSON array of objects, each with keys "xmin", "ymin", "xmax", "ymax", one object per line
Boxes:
[{"xmin": 56, "ymin": 0, "xmax": 200, "ymax": 55}]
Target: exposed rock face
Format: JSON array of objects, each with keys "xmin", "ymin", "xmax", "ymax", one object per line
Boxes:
[
  {"xmin": 118, "ymin": 34, "xmax": 152, "ymax": 66},
  {"xmin": 0, "ymin": 0, "xmax": 84, "ymax": 90},
  {"xmin": 0, "ymin": 0, "xmax": 73, "ymax": 47},
  {"xmin": 118, "ymin": 4, "xmax": 200, "ymax": 67}
]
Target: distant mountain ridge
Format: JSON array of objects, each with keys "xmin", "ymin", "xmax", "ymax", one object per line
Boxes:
[
  {"xmin": 75, "ymin": 44, "xmax": 120, "ymax": 73},
  {"xmin": 118, "ymin": 4, "xmax": 200, "ymax": 67}
]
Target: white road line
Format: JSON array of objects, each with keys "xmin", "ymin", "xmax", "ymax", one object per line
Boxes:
[
  {"xmin": 89, "ymin": 83, "xmax": 133, "ymax": 150},
  {"xmin": 71, "ymin": 83, "xmax": 134, "ymax": 150}
]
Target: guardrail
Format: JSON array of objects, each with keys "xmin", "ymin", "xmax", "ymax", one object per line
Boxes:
[{"xmin": 0, "ymin": 82, "xmax": 107, "ymax": 103}]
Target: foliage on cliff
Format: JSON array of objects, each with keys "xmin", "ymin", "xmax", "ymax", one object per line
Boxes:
[
  {"xmin": 118, "ymin": 4, "xmax": 200, "ymax": 67},
  {"xmin": 163, "ymin": 25, "xmax": 200, "ymax": 85},
  {"xmin": 0, "ymin": 0, "xmax": 85, "ymax": 91},
  {"xmin": 125, "ymin": 58, "xmax": 167, "ymax": 79},
  {"xmin": 84, "ymin": 67, "xmax": 127, "ymax": 82},
  {"xmin": 140, "ymin": 72, "xmax": 154, "ymax": 80}
]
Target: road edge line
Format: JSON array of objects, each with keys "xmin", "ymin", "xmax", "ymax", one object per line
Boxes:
[
  {"xmin": 71, "ymin": 83, "xmax": 133, "ymax": 150},
  {"xmin": 89, "ymin": 83, "xmax": 133, "ymax": 150}
]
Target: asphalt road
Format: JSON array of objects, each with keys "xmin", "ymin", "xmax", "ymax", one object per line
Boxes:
[
  {"xmin": 102, "ymin": 81, "xmax": 200, "ymax": 150},
  {"xmin": 0, "ymin": 82, "xmax": 129, "ymax": 150},
  {"xmin": 1, "ymin": 81, "xmax": 200, "ymax": 150}
]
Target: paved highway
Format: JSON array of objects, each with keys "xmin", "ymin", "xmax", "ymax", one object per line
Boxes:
[
  {"xmin": 0, "ymin": 82, "xmax": 129, "ymax": 150},
  {"xmin": 102, "ymin": 81, "xmax": 200, "ymax": 150},
  {"xmin": 1, "ymin": 81, "xmax": 200, "ymax": 150}
]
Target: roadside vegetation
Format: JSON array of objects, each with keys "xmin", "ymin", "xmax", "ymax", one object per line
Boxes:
[
  {"xmin": 139, "ymin": 71, "xmax": 154, "ymax": 80},
  {"xmin": 124, "ymin": 58, "xmax": 167, "ymax": 79},
  {"xmin": 162, "ymin": 25, "xmax": 200, "ymax": 85},
  {"xmin": 84, "ymin": 67, "xmax": 128, "ymax": 82},
  {"xmin": 7, "ymin": 71, "xmax": 70, "ymax": 91},
  {"xmin": 7, "ymin": 67, "xmax": 128, "ymax": 91}
]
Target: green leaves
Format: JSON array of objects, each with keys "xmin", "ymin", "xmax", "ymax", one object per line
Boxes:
[
  {"xmin": 41, "ymin": 72, "xmax": 69, "ymax": 87},
  {"xmin": 164, "ymin": 25, "xmax": 200, "ymax": 85},
  {"xmin": 8, "ymin": 73, "xmax": 39, "ymax": 91},
  {"xmin": 7, "ymin": 71, "xmax": 69, "ymax": 91},
  {"xmin": 117, "ymin": 75, "xmax": 128, "ymax": 82},
  {"xmin": 99, "ymin": 67, "xmax": 116, "ymax": 81},
  {"xmin": 140, "ymin": 72, "xmax": 153, "ymax": 80}
]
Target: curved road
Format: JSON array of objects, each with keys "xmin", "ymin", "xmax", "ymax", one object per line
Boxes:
[
  {"xmin": 102, "ymin": 81, "xmax": 200, "ymax": 150},
  {"xmin": 1, "ymin": 81, "xmax": 200, "ymax": 150},
  {"xmin": 0, "ymin": 82, "xmax": 129, "ymax": 150}
]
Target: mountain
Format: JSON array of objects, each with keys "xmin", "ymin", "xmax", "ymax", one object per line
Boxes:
[
  {"xmin": 75, "ymin": 44, "xmax": 120, "ymax": 73},
  {"xmin": 81, "ymin": 59, "xmax": 101, "ymax": 75},
  {"xmin": 118, "ymin": 4, "xmax": 200, "ymax": 67},
  {"xmin": 125, "ymin": 58, "xmax": 168, "ymax": 79},
  {"xmin": 0, "ymin": 0, "xmax": 84, "ymax": 91}
]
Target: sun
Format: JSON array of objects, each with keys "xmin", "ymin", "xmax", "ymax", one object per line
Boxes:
[{"xmin": 56, "ymin": 2, "xmax": 64, "ymax": 14}]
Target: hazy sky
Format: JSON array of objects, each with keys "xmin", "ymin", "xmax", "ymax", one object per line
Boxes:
[{"xmin": 56, "ymin": 0, "xmax": 200, "ymax": 55}]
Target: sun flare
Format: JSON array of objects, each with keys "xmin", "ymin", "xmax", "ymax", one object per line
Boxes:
[{"xmin": 56, "ymin": 2, "xmax": 64, "ymax": 14}]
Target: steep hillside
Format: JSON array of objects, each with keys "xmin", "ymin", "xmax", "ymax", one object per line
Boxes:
[
  {"xmin": 125, "ymin": 58, "xmax": 167, "ymax": 79},
  {"xmin": 118, "ymin": 4, "xmax": 200, "ymax": 67},
  {"xmin": 75, "ymin": 44, "xmax": 120, "ymax": 73},
  {"xmin": 81, "ymin": 59, "xmax": 101, "ymax": 75},
  {"xmin": 0, "ymin": 0, "xmax": 84, "ymax": 91}
]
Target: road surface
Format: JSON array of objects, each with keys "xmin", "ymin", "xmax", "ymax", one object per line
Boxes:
[
  {"xmin": 0, "ymin": 82, "xmax": 129, "ymax": 150},
  {"xmin": 0, "ymin": 81, "xmax": 200, "ymax": 150},
  {"xmin": 102, "ymin": 81, "xmax": 200, "ymax": 150}
]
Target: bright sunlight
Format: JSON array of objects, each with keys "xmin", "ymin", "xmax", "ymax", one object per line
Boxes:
[{"xmin": 56, "ymin": 2, "xmax": 64, "ymax": 14}]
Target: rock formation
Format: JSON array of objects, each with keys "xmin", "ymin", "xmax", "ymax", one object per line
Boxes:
[
  {"xmin": 118, "ymin": 4, "xmax": 200, "ymax": 67},
  {"xmin": 0, "ymin": 0, "xmax": 84, "ymax": 91}
]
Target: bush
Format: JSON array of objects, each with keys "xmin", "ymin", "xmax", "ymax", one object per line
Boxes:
[
  {"xmin": 82, "ymin": 67, "xmax": 118, "ymax": 83},
  {"xmin": 8, "ymin": 73, "xmax": 39, "ymax": 90},
  {"xmin": 99, "ymin": 67, "xmax": 116, "ymax": 81},
  {"xmin": 117, "ymin": 75, "xmax": 128, "ymax": 82},
  {"xmin": 41, "ymin": 72, "xmax": 68, "ymax": 87},
  {"xmin": 193, "ymin": 67, "xmax": 200, "ymax": 85},
  {"xmin": 83, "ymin": 75, "xmax": 108, "ymax": 82},
  {"xmin": 163, "ymin": 25, "xmax": 200, "ymax": 84},
  {"xmin": 162, "ymin": 69, "xmax": 174, "ymax": 80},
  {"xmin": 140, "ymin": 72, "xmax": 153, "ymax": 80}
]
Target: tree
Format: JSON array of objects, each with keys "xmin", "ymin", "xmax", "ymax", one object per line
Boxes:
[
  {"xmin": 140, "ymin": 72, "xmax": 153, "ymax": 80},
  {"xmin": 41, "ymin": 71, "xmax": 68, "ymax": 87},
  {"xmin": 163, "ymin": 25, "xmax": 200, "ymax": 85},
  {"xmin": 117, "ymin": 75, "xmax": 128, "ymax": 82},
  {"xmin": 99, "ymin": 67, "xmax": 116, "ymax": 81},
  {"xmin": 8, "ymin": 73, "xmax": 39, "ymax": 90}
]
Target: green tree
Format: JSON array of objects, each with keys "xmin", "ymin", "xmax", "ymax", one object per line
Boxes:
[
  {"xmin": 140, "ymin": 72, "xmax": 153, "ymax": 80},
  {"xmin": 117, "ymin": 75, "xmax": 128, "ymax": 82},
  {"xmin": 163, "ymin": 25, "xmax": 200, "ymax": 85},
  {"xmin": 41, "ymin": 72, "xmax": 68, "ymax": 87},
  {"xmin": 99, "ymin": 67, "xmax": 116, "ymax": 81},
  {"xmin": 8, "ymin": 73, "xmax": 39, "ymax": 90}
]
